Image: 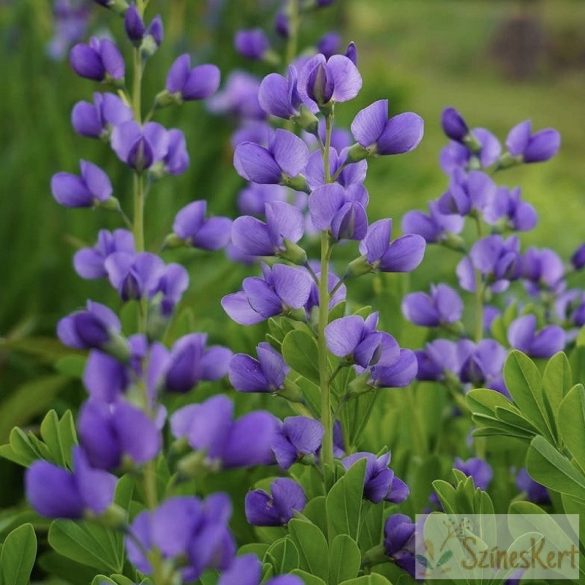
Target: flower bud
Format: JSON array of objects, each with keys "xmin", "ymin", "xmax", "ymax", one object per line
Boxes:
[
  {"xmin": 280, "ymin": 240, "xmax": 308, "ymax": 265},
  {"xmin": 124, "ymin": 5, "xmax": 145, "ymax": 45}
]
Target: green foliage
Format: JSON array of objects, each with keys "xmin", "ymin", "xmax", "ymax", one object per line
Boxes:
[
  {"xmin": 282, "ymin": 328, "xmax": 322, "ymax": 385},
  {"xmin": 0, "ymin": 523, "xmax": 37, "ymax": 585}
]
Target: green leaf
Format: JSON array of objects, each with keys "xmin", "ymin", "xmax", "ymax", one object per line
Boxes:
[
  {"xmin": 558, "ymin": 384, "xmax": 585, "ymax": 472},
  {"xmin": 339, "ymin": 575, "xmax": 392, "ymax": 585},
  {"xmin": 0, "ymin": 428, "xmax": 38, "ymax": 467},
  {"xmin": 0, "ymin": 523, "xmax": 37, "ymax": 585},
  {"xmin": 466, "ymin": 388, "xmax": 516, "ymax": 418},
  {"xmin": 287, "ymin": 519, "xmax": 329, "ymax": 581},
  {"xmin": 48, "ymin": 520, "xmax": 124, "ymax": 573},
  {"xmin": 504, "ymin": 351, "xmax": 553, "ymax": 441},
  {"xmin": 302, "ymin": 496, "xmax": 328, "ymax": 537},
  {"xmin": 328, "ymin": 534, "xmax": 361, "ymax": 584},
  {"xmin": 542, "ymin": 353, "xmax": 572, "ymax": 433},
  {"xmin": 291, "ymin": 569, "xmax": 326, "ymax": 585},
  {"xmin": 264, "ymin": 537, "xmax": 300, "ymax": 574},
  {"xmin": 326, "ymin": 458, "xmax": 366, "ymax": 540},
  {"xmin": 38, "ymin": 552, "xmax": 98, "ymax": 585},
  {"xmin": 526, "ymin": 435, "xmax": 585, "ymax": 501},
  {"xmin": 54, "ymin": 354, "xmax": 87, "ymax": 378},
  {"xmin": 282, "ymin": 330, "xmax": 321, "ymax": 384}
]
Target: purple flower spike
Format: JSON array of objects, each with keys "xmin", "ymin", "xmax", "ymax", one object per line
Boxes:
[
  {"xmin": 343, "ymin": 452, "xmax": 409, "ymax": 504},
  {"xmin": 370, "ymin": 349, "xmax": 419, "ymax": 388},
  {"xmin": 165, "ymin": 333, "xmax": 232, "ymax": 393},
  {"xmin": 229, "ymin": 342, "xmax": 289, "ymax": 393},
  {"xmin": 166, "ymin": 54, "xmax": 220, "ymax": 101},
  {"xmin": 351, "ymin": 99, "xmax": 424, "ymax": 156},
  {"xmin": 222, "ymin": 264, "xmax": 313, "ymax": 325},
  {"xmin": 454, "ymin": 457, "xmax": 493, "ymax": 491},
  {"xmin": 272, "ymin": 416, "xmax": 324, "ymax": 470},
  {"xmin": 508, "ymin": 315, "xmax": 565, "ymax": 359},
  {"xmin": 245, "ymin": 478, "xmax": 306, "ymax": 526},
  {"xmin": 26, "ymin": 447, "xmax": 116, "ymax": 519},
  {"xmin": 506, "ymin": 120, "xmax": 561, "ymax": 163},
  {"xmin": 299, "ymin": 53, "xmax": 362, "ymax": 108},
  {"xmin": 105, "ymin": 252, "xmax": 165, "ymax": 301},
  {"xmin": 71, "ymin": 92, "xmax": 132, "ymax": 139},
  {"xmin": 51, "ymin": 160, "xmax": 112, "ymax": 208},
  {"xmin": 235, "ymin": 29, "xmax": 270, "ymax": 60},
  {"xmin": 325, "ymin": 313, "xmax": 399, "ymax": 368},
  {"xmin": 309, "ymin": 183, "xmax": 368, "ymax": 241},
  {"xmin": 74, "ymin": 229, "xmax": 135, "ymax": 279},
  {"xmin": 516, "ymin": 468, "xmax": 550, "ymax": 505},
  {"xmin": 234, "ymin": 129, "xmax": 309, "ymax": 186},
  {"xmin": 57, "ymin": 300, "xmax": 121, "ymax": 350},
  {"xmin": 384, "ymin": 514, "xmax": 416, "ymax": 577},
  {"xmin": 402, "ymin": 284, "xmax": 463, "ymax": 327},
  {"xmin": 172, "ymin": 201, "xmax": 232, "ymax": 251},
  {"xmin": 232, "ymin": 201, "xmax": 304, "ymax": 257},
  {"xmin": 79, "ymin": 399, "xmax": 161, "ymax": 470},
  {"xmin": 441, "ymin": 107, "xmax": 469, "ymax": 142},
  {"xmin": 171, "ymin": 395, "xmax": 278, "ymax": 469},
  {"xmin": 70, "ymin": 37, "xmax": 125, "ymax": 82},
  {"xmin": 358, "ymin": 219, "xmax": 426, "ymax": 272}
]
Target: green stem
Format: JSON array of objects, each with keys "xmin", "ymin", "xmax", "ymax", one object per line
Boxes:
[
  {"xmin": 285, "ymin": 0, "xmax": 300, "ymax": 67},
  {"xmin": 406, "ymin": 383, "xmax": 426, "ymax": 456}
]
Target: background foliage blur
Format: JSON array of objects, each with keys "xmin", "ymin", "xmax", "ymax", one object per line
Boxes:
[{"xmin": 1, "ymin": 0, "xmax": 584, "ymax": 503}]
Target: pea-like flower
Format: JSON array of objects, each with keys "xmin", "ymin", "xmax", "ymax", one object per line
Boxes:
[
  {"xmin": 26, "ymin": 447, "xmax": 116, "ymax": 519},
  {"xmin": 402, "ymin": 284, "xmax": 463, "ymax": 327},
  {"xmin": 571, "ymin": 244, "xmax": 585, "ymax": 270},
  {"xmin": 78, "ymin": 399, "xmax": 161, "ymax": 470},
  {"xmin": 317, "ymin": 32, "xmax": 341, "ymax": 59},
  {"xmin": 51, "ymin": 160, "xmax": 112, "ymax": 208},
  {"xmin": 222, "ymin": 264, "xmax": 313, "ymax": 325},
  {"xmin": 272, "ymin": 416, "xmax": 324, "ymax": 470},
  {"xmin": 440, "ymin": 128, "xmax": 501, "ymax": 174},
  {"xmin": 124, "ymin": 5, "xmax": 145, "ymax": 43},
  {"xmin": 171, "ymin": 395, "xmax": 278, "ymax": 468},
  {"xmin": 71, "ymin": 92, "xmax": 132, "ymax": 139},
  {"xmin": 164, "ymin": 333, "xmax": 232, "ymax": 393},
  {"xmin": 506, "ymin": 120, "xmax": 561, "ymax": 163},
  {"xmin": 350, "ymin": 99, "xmax": 424, "ymax": 157},
  {"xmin": 171, "ymin": 200, "xmax": 232, "ymax": 251},
  {"xmin": 219, "ymin": 554, "xmax": 303, "ymax": 585},
  {"xmin": 232, "ymin": 201, "xmax": 304, "ymax": 257},
  {"xmin": 343, "ymin": 452, "xmax": 409, "ymax": 504},
  {"xmin": 234, "ymin": 129, "xmax": 309, "ymax": 187},
  {"xmin": 105, "ymin": 251, "xmax": 164, "ymax": 301},
  {"xmin": 437, "ymin": 170, "xmax": 496, "ymax": 217},
  {"xmin": 402, "ymin": 201, "xmax": 464, "ymax": 244},
  {"xmin": 383, "ymin": 514, "xmax": 416, "ymax": 578},
  {"xmin": 369, "ymin": 350, "xmax": 418, "ymax": 388},
  {"xmin": 516, "ymin": 468, "xmax": 550, "ymax": 505},
  {"xmin": 459, "ymin": 339, "xmax": 508, "ymax": 394},
  {"xmin": 454, "ymin": 457, "xmax": 493, "ymax": 490},
  {"xmin": 70, "ymin": 37, "xmax": 125, "ymax": 82},
  {"xmin": 520, "ymin": 246, "xmax": 564, "ymax": 292},
  {"xmin": 441, "ymin": 107, "xmax": 469, "ymax": 143},
  {"xmin": 507, "ymin": 314, "xmax": 565, "ymax": 359},
  {"xmin": 207, "ymin": 71, "xmax": 265, "ymax": 120},
  {"xmin": 74, "ymin": 229, "xmax": 134, "ymax": 279},
  {"xmin": 165, "ymin": 54, "xmax": 221, "ymax": 101},
  {"xmin": 126, "ymin": 494, "xmax": 235, "ymax": 580},
  {"xmin": 229, "ymin": 342, "xmax": 289, "ymax": 393},
  {"xmin": 484, "ymin": 186, "xmax": 537, "ymax": 231},
  {"xmin": 245, "ymin": 478, "xmax": 306, "ymax": 526},
  {"xmin": 235, "ymin": 29, "xmax": 271, "ymax": 60}
]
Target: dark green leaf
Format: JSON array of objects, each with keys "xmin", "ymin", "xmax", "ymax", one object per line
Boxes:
[
  {"xmin": 282, "ymin": 330, "xmax": 321, "ymax": 384},
  {"xmin": 0, "ymin": 523, "xmax": 37, "ymax": 585}
]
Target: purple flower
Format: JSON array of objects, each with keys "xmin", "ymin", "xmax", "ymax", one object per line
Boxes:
[
  {"xmin": 111, "ymin": 121, "xmax": 188, "ymax": 174},
  {"xmin": 105, "ymin": 252, "xmax": 164, "ymax": 300},
  {"xmin": 208, "ymin": 71, "xmax": 265, "ymax": 120},
  {"xmin": 274, "ymin": 11, "xmax": 289, "ymax": 38},
  {"xmin": 232, "ymin": 201, "xmax": 304, "ymax": 256},
  {"xmin": 166, "ymin": 54, "xmax": 220, "ymax": 101},
  {"xmin": 70, "ymin": 37, "xmax": 125, "ymax": 82},
  {"xmin": 151, "ymin": 262, "xmax": 189, "ymax": 316},
  {"xmin": 325, "ymin": 312, "xmax": 399, "ymax": 368},
  {"xmin": 305, "ymin": 146, "xmax": 366, "ymax": 190},
  {"xmin": 127, "ymin": 494, "xmax": 235, "ymax": 580},
  {"xmin": 78, "ymin": 399, "xmax": 161, "ymax": 470},
  {"xmin": 146, "ymin": 15, "xmax": 164, "ymax": 47},
  {"xmin": 456, "ymin": 235, "xmax": 520, "ymax": 293},
  {"xmin": 304, "ymin": 266, "xmax": 347, "ymax": 314},
  {"xmin": 229, "ymin": 342, "xmax": 289, "ymax": 393},
  {"xmin": 516, "ymin": 468, "xmax": 550, "ymax": 504},
  {"xmin": 441, "ymin": 107, "xmax": 469, "ymax": 142},
  {"xmin": 402, "ymin": 201, "xmax": 464, "ymax": 244},
  {"xmin": 571, "ymin": 244, "xmax": 585, "ymax": 270},
  {"xmin": 454, "ymin": 457, "xmax": 493, "ymax": 490},
  {"xmin": 47, "ymin": 0, "xmax": 90, "ymax": 61},
  {"xmin": 171, "ymin": 395, "xmax": 278, "ymax": 468},
  {"xmin": 317, "ymin": 32, "xmax": 341, "ymax": 58},
  {"xmin": 124, "ymin": 5, "xmax": 145, "ymax": 43},
  {"xmin": 272, "ymin": 416, "xmax": 324, "ymax": 469},
  {"xmin": 71, "ymin": 92, "xmax": 133, "ymax": 139},
  {"xmin": 402, "ymin": 284, "xmax": 463, "ymax": 327},
  {"xmin": 437, "ymin": 170, "xmax": 496, "ymax": 217},
  {"xmin": 520, "ymin": 247, "xmax": 564, "ymax": 292},
  {"xmin": 222, "ymin": 264, "xmax": 313, "ymax": 325},
  {"xmin": 351, "ymin": 99, "xmax": 424, "ymax": 156},
  {"xmin": 26, "ymin": 447, "xmax": 116, "ymax": 519},
  {"xmin": 484, "ymin": 186, "xmax": 537, "ymax": 231},
  {"xmin": 57, "ymin": 301, "xmax": 122, "ymax": 351},
  {"xmin": 172, "ymin": 201, "xmax": 232, "ymax": 251},
  {"xmin": 369, "ymin": 349, "xmax": 418, "ymax": 388},
  {"xmin": 556, "ymin": 290, "xmax": 585, "ymax": 328},
  {"xmin": 507, "ymin": 315, "xmax": 565, "ymax": 359},
  {"xmin": 506, "ymin": 120, "xmax": 561, "ymax": 163},
  {"xmin": 343, "ymin": 452, "xmax": 409, "ymax": 504},
  {"xmin": 245, "ymin": 478, "xmax": 306, "ymax": 526},
  {"xmin": 298, "ymin": 53, "xmax": 362, "ymax": 108},
  {"xmin": 74, "ymin": 229, "xmax": 135, "ymax": 279},
  {"xmin": 459, "ymin": 339, "xmax": 508, "ymax": 393},
  {"xmin": 235, "ymin": 28, "xmax": 270, "ymax": 60},
  {"xmin": 238, "ymin": 183, "xmax": 288, "ymax": 215},
  {"xmin": 384, "ymin": 514, "xmax": 416, "ymax": 577},
  {"xmin": 219, "ymin": 554, "xmax": 303, "ymax": 585},
  {"xmin": 234, "ymin": 129, "xmax": 309, "ymax": 186},
  {"xmin": 309, "ymin": 183, "xmax": 368, "ymax": 241},
  {"xmin": 358, "ymin": 219, "xmax": 426, "ymax": 272},
  {"xmin": 440, "ymin": 128, "xmax": 501, "ymax": 174},
  {"xmin": 165, "ymin": 333, "xmax": 231, "ymax": 393},
  {"xmin": 51, "ymin": 160, "xmax": 112, "ymax": 207},
  {"xmin": 415, "ymin": 339, "xmax": 474, "ymax": 382}
]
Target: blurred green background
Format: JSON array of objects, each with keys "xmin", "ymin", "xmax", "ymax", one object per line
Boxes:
[{"xmin": 1, "ymin": 0, "xmax": 584, "ymax": 498}]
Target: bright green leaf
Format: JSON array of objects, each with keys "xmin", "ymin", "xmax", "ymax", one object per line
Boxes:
[
  {"xmin": 0, "ymin": 523, "xmax": 37, "ymax": 585},
  {"xmin": 282, "ymin": 330, "xmax": 321, "ymax": 384},
  {"xmin": 288, "ymin": 519, "xmax": 329, "ymax": 581},
  {"xmin": 328, "ymin": 534, "xmax": 361, "ymax": 584}
]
